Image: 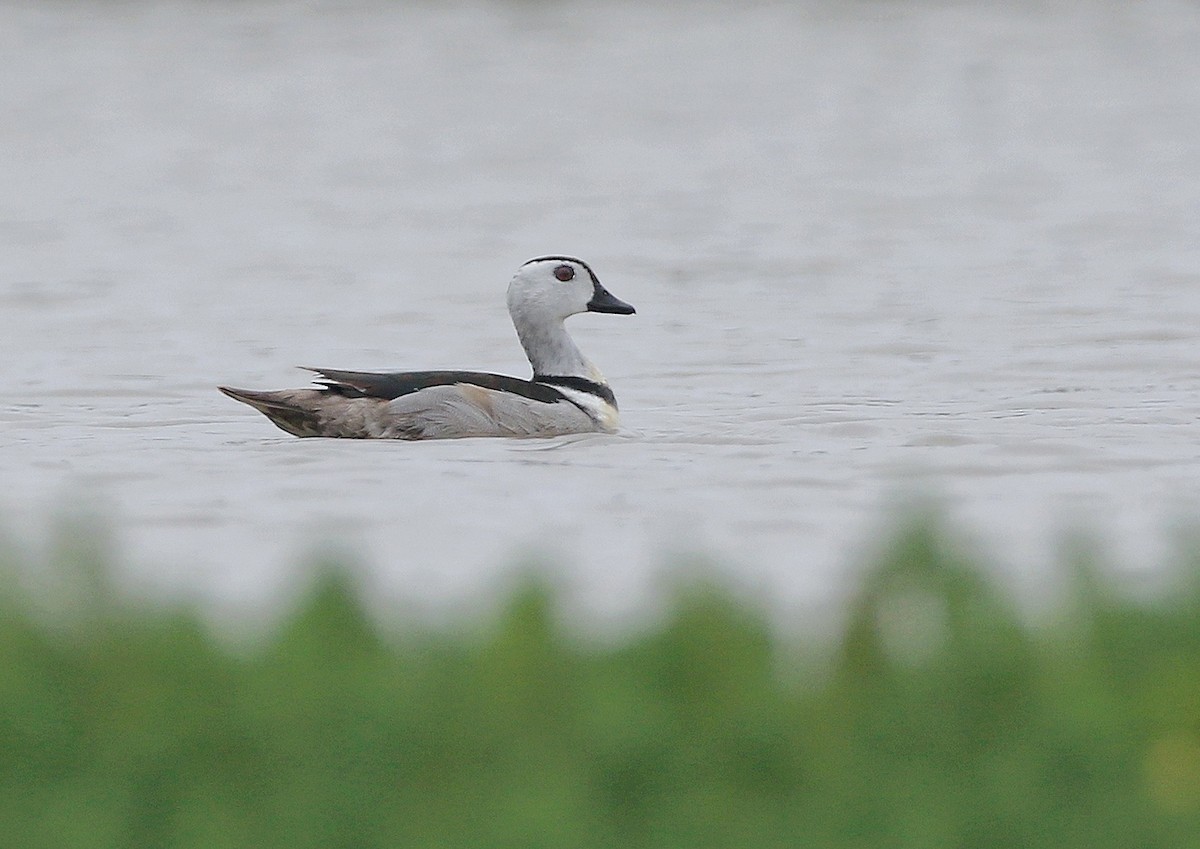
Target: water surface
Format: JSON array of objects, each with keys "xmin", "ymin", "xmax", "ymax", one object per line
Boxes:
[{"xmin": 3, "ymin": 0, "xmax": 1200, "ymax": 624}]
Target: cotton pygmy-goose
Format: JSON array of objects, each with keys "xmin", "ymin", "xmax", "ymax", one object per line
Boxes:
[{"xmin": 219, "ymin": 256, "xmax": 635, "ymax": 439}]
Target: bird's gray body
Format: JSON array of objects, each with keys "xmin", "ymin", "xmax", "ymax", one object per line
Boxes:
[{"xmin": 219, "ymin": 257, "xmax": 634, "ymax": 440}]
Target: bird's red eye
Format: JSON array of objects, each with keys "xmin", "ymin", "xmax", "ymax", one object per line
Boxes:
[{"xmin": 554, "ymin": 264, "xmax": 575, "ymax": 282}]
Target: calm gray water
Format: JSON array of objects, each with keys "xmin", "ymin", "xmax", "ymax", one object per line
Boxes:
[{"xmin": 3, "ymin": 0, "xmax": 1200, "ymax": 625}]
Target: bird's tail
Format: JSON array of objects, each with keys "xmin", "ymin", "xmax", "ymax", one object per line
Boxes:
[{"xmin": 218, "ymin": 386, "xmax": 327, "ymax": 437}]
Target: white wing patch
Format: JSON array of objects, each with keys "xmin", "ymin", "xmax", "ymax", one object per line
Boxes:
[{"xmin": 543, "ymin": 384, "xmax": 620, "ymax": 433}]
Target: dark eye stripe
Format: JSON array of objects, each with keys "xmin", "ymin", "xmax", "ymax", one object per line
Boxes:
[{"xmin": 553, "ymin": 264, "xmax": 575, "ymax": 282}]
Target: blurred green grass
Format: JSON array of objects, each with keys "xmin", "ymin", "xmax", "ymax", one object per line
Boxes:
[{"xmin": 3, "ymin": 516, "xmax": 1200, "ymax": 848}]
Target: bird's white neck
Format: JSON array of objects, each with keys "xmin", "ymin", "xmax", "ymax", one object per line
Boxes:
[{"xmin": 514, "ymin": 316, "xmax": 598, "ymax": 380}]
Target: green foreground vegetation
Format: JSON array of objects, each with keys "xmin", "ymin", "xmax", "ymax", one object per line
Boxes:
[{"xmin": 3, "ymin": 518, "xmax": 1200, "ymax": 849}]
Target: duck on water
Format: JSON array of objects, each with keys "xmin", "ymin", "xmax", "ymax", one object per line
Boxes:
[{"xmin": 219, "ymin": 256, "xmax": 636, "ymax": 440}]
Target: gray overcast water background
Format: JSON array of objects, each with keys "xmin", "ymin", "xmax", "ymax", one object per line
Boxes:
[{"xmin": 3, "ymin": 0, "xmax": 1200, "ymax": 626}]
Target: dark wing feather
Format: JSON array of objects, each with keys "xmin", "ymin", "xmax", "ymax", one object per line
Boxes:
[{"xmin": 302, "ymin": 368, "xmax": 568, "ymax": 404}]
